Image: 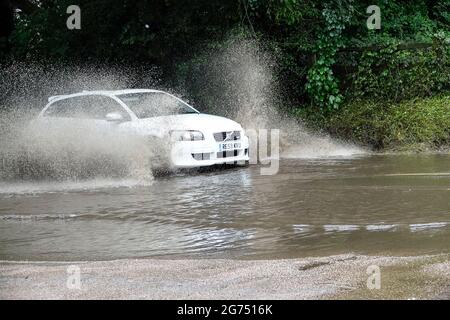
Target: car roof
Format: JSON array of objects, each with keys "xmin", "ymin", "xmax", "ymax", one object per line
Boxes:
[
  {"xmin": 47, "ymin": 89, "xmax": 165, "ymax": 102},
  {"xmin": 92, "ymin": 89, "xmax": 164, "ymax": 95}
]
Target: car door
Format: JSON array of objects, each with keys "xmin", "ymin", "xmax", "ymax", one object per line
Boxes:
[
  {"xmin": 39, "ymin": 95, "xmax": 131, "ymax": 136},
  {"xmin": 75, "ymin": 95, "xmax": 131, "ymax": 133},
  {"xmin": 37, "ymin": 96, "xmax": 85, "ymax": 133}
]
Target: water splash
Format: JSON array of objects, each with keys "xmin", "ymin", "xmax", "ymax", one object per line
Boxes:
[
  {"xmin": 0, "ymin": 40, "xmax": 365, "ymax": 191},
  {"xmin": 0, "ymin": 63, "xmax": 162, "ymax": 184},
  {"xmin": 187, "ymin": 37, "xmax": 365, "ymax": 158}
]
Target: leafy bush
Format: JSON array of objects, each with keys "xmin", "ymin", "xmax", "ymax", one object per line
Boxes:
[
  {"xmin": 305, "ymin": 3, "xmax": 352, "ymax": 112},
  {"xmin": 326, "ymin": 95, "xmax": 450, "ymax": 150},
  {"xmin": 347, "ymin": 34, "xmax": 450, "ymax": 102}
]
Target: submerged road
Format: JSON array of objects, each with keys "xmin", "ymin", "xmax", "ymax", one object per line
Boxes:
[{"xmin": 0, "ymin": 153, "xmax": 449, "ymax": 261}]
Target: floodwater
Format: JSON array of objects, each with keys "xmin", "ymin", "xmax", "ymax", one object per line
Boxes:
[{"xmin": 0, "ymin": 154, "xmax": 449, "ymax": 261}]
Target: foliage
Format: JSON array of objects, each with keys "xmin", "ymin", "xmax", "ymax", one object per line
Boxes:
[
  {"xmin": 305, "ymin": 2, "xmax": 353, "ymax": 111},
  {"xmin": 326, "ymin": 95, "xmax": 450, "ymax": 150},
  {"xmin": 5, "ymin": 0, "xmax": 241, "ymax": 66},
  {"xmin": 348, "ymin": 34, "xmax": 450, "ymax": 102}
]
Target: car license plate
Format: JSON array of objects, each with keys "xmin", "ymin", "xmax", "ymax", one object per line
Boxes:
[{"xmin": 219, "ymin": 142, "xmax": 241, "ymax": 152}]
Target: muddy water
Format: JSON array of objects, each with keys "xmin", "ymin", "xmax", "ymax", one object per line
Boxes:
[{"xmin": 0, "ymin": 154, "xmax": 449, "ymax": 261}]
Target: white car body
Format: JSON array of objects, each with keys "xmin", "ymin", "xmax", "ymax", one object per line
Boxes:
[{"xmin": 35, "ymin": 89, "xmax": 249, "ymax": 168}]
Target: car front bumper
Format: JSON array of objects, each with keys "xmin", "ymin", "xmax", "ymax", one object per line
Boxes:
[{"xmin": 170, "ymin": 135, "xmax": 250, "ymax": 168}]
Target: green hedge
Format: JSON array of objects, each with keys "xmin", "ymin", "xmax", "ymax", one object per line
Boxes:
[
  {"xmin": 325, "ymin": 95, "xmax": 450, "ymax": 150},
  {"xmin": 345, "ymin": 37, "xmax": 450, "ymax": 103}
]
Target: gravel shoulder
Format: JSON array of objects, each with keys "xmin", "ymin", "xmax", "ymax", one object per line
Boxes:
[{"xmin": 1, "ymin": 254, "xmax": 448, "ymax": 299}]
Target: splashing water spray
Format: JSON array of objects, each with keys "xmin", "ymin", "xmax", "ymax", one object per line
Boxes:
[
  {"xmin": 0, "ymin": 39, "xmax": 363, "ymax": 192},
  {"xmin": 184, "ymin": 37, "xmax": 364, "ymax": 160},
  {"xmin": 0, "ymin": 63, "xmax": 161, "ymax": 188}
]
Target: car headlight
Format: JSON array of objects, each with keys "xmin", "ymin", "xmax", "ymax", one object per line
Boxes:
[{"xmin": 170, "ymin": 130, "xmax": 204, "ymax": 141}]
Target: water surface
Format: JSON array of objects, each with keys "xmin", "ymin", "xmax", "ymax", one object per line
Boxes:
[{"xmin": 0, "ymin": 154, "xmax": 449, "ymax": 260}]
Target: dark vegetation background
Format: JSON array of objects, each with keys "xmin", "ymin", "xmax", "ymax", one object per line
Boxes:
[{"xmin": 0, "ymin": 0, "xmax": 449, "ymax": 150}]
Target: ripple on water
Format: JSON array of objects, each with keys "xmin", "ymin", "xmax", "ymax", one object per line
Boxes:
[{"xmin": 0, "ymin": 155, "xmax": 449, "ymax": 260}]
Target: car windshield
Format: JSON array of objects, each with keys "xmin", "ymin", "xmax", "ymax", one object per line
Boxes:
[{"xmin": 117, "ymin": 92, "xmax": 198, "ymax": 119}]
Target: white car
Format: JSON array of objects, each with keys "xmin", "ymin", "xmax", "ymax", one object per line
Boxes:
[{"xmin": 35, "ymin": 89, "xmax": 249, "ymax": 168}]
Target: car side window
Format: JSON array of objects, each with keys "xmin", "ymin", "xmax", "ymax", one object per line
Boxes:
[
  {"xmin": 44, "ymin": 99, "xmax": 74, "ymax": 117},
  {"xmin": 84, "ymin": 96, "xmax": 130, "ymax": 120},
  {"xmin": 44, "ymin": 95, "xmax": 130, "ymax": 120},
  {"xmin": 44, "ymin": 96, "xmax": 92, "ymax": 118}
]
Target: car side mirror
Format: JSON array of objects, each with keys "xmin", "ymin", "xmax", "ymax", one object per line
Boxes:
[{"xmin": 105, "ymin": 112, "xmax": 124, "ymax": 122}]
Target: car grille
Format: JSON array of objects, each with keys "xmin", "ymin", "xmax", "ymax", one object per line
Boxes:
[
  {"xmin": 192, "ymin": 153, "xmax": 211, "ymax": 160},
  {"xmin": 217, "ymin": 150, "xmax": 239, "ymax": 158},
  {"xmin": 213, "ymin": 131, "xmax": 241, "ymax": 142}
]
